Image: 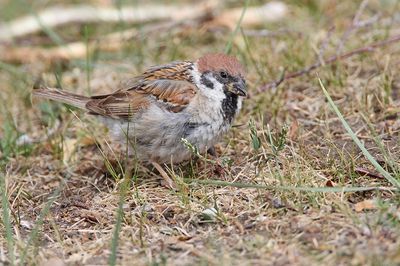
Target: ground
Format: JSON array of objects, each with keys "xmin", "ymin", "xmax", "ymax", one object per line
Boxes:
[{"xmin": 0, "ymin": 0, "xmax": 400, "ymax": 265}]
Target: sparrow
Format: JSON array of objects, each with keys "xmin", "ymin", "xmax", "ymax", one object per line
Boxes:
[{"xmin": 33, "ymin": 53, "xmax": 247, "ymax": 187}]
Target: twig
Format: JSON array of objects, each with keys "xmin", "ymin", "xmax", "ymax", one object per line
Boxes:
[
  {"xmin": 355, "ymin": 167, "xmax": 384, "ymax": 179},
  {"xmin": 257, "ymin": 34, "xmax": 400, "ymax": 92},
  {"xmin": 258, "ymin": 2, "xmax": 385, "ymax": 93},
  {"xmin": 0, "ymin": 21, "xmax": 183, "ymax": 64},
  {"xmin": 0, "ymin": 2, "xmax": 290, "ymax": 64},
  {"xmin": 316, "ymin": 25, "xmax": 336, "ymax": 66},
  {"xmin": 336, "ymin": 0, "xmax": 380, "ymax": 55},
  {"xmin": 0, "ymin": 2, "xmax": 216, "ymax": 42},
  {"xmin": 336, "ymin": 0, "xmax": 369, "ymax": 54}
]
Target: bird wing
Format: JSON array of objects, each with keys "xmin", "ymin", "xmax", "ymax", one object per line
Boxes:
[{"xmin": 86, "ymin": 61, "xmax": 197, "ymax": 119}]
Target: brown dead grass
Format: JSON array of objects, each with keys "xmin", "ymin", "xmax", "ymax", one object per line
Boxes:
[{"xmin": 1, "ymin": 0, "xmax": 400, "ymax": 265}]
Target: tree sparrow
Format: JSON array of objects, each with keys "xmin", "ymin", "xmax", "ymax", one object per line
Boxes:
[{"xmin": 33, "ymin": 53, "xmax": 247, "ymax": 187}]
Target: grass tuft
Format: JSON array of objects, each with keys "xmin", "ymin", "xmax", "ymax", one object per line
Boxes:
[
  {"xmin": 224, "ymin": 0, "xmax": 249, "ymax": 55},
  {"xmin": 318, "ymin": 76, "xmax": 400, "ymax": 189},
  {"xmin": 0, "ymin": 171, "xmax": 15, "ymax": 265}
]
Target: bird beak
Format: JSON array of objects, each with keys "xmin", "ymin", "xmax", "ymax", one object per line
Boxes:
[{"xmin": 229, "ymin": 79, "xmax": 247, "ymax": 97}]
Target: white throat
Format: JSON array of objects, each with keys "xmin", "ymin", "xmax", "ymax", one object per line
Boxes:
[{"xmin": 190, "ymin": 63, "xmax": 226, "ymax": 102}]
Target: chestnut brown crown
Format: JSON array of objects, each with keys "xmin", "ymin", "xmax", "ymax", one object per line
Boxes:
[{"xmin": 196, "ymin": 53, "xmax": 245, "ymax": 78}]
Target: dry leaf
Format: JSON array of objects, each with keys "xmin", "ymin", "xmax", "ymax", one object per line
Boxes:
[
  {"xmin": 355, "ymin": 167, "xmax": 384, "ymax": 179},
  {"xmin": 177, "ymin": 235, "xmax": 193, "ymax": 241},
  {"xmin": 355, "ymin": 199, "xmax": 377, "ymax": 212},
  {"xmin": 288, "ymin": 119, "xmax": 299, "ymax": 141},
  {"xmin": 325, "ymin": 180, "xmax": 335, "ymax": 187},
  {"xmin": 80, "ymin": 136, "xmax": 95, "ymax": 146}
]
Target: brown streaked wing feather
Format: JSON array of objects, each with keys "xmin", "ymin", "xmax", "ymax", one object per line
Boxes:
[
  {"xmin": 86, "ymin": 91, "xmax": 150, "ymax": 119},
  {"xmin": 140, "ymin": 61, "xmax": 193, "ymax": 81},
  {"xmin": 86, "ymin": 79, "xmax": 197, "ymax": 119},
  {"xmin": 89, "ymin": 60, "xmax": 194, "ymax": 98},
  {"xmin": 85, "ymin": 60, "xmax": 196, "ymax": 119},
  {"xmin": 138, "ymin": 79, "xmax": 197, "ymax": 107},
  {"xmin": 129, "ymin": 61, "xmax": 196, "ymax": 108}
]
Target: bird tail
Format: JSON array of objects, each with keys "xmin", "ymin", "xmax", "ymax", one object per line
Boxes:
[{"xmin": 32, "ymin": 83, "xmax": 90, "ymax": 110}]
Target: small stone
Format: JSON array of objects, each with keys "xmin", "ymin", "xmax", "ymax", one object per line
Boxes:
[{"xmin": 200, "ymin": 207, "xmax": 218, "ymax": 221}]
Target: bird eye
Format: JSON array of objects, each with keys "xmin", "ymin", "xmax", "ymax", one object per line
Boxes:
[{"xmin": 220, "ymin": 71, "xmax": 228, "ymax": 79}]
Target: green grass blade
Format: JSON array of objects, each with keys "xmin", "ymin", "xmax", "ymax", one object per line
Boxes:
[
  {"xmin": 0, "ymin": 61, "xmax": 27, "ymax": 79},
  {"xmin": 0, "ymin": 171, "xmax": 15, "ymax": 265},
  {"xmin": 84, "ymin": 25, "xmax": 92, "ymax": 96},
  {"xmin": 225, "ymin": 0, "xmax": 249, "ymax": 54},
  {"xmin": 109, "ymin": 120, "xmax": 133, "ymax": 266},
  {"xmin": 184, "ymin": 178, "xmax": 396, "ymax": 192},
  {"xmin": 108, "ymin": 169, "xmax": 132, "ymax": 266},
  {"xmin": 318, "ymin": 77, "xmax": 400, "ymax": 189},
  {"xmin": 360, "ymin": 112, "xmax": 400, "ymax": 176},
  {"xmin": 20, "ymin": 180, "xmax": 66, "ymax": 265},
  {"xmin": 30, "ymin": 10, "xmax": 64, "ymax": 47},
  {"xmin": 108, "ymin": 191, "xmax": 124, "ymax": 266}
]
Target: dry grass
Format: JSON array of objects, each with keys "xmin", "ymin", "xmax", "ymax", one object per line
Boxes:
[{"xmin": 1, "ymin": 0, "xmax": 400, "ymax": 265}]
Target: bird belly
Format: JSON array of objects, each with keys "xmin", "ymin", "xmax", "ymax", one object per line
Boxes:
[{"xmin": 99, "ymin": 105, "xmax": 228, "ymax": 164}]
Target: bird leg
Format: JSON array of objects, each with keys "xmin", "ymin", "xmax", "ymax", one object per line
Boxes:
[{"xmin": 151, "ymin": 161, "xmax": 176, "ymax": 189}]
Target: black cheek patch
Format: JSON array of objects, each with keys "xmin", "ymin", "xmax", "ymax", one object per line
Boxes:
[
  {"xmin": 200, "ymin": 73, "xmax": 214, "ymax": 90},
  {"xmin": 221, "ymin": 92, "xmax": 238, "ymax": 124}
]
